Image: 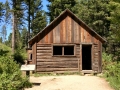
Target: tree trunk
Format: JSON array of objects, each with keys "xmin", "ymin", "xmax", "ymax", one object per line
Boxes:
[
  {"xmin": 12, "ymin": 12, "xmax": 15, "ymax": 54},
  {"xmin": 28, "ymin": 0, "xmax": 30, "ymax": 48},
  {"xmin": 12, "ymin": 0, "xmax": 17, "ymax": 54}
]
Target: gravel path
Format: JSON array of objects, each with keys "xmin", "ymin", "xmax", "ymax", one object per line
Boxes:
[{"xmin": 25, "ymin": 75, "xmax": 114, "ymax": 90}]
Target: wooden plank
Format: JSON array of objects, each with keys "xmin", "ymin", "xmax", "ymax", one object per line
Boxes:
[
  {"xmin": 55, "ymin": 24, "xmax": 60, "ymax": 43},
  {"xmin": 36, "ymin": 68, "xmax": 78, "ymax": 72},
  {"xmin": 74, "ymin": 21, "xmax": 77, "ymax": 43},
  {"xmin": 60, "ymin": 20, "xmax": 63, "ymax": 43},
  {"xmin": 92, "ymin": 45, "xmax": 94, "ymax": 70},
  {"xmin": 71, "ymin": 18, "xmax": 74, "ymax": 43},
  {"xmin": 37, "ymin": 47, "xmax": 52, "ymax": 50},
  {"xmin": 48, "ymin": 30, "xmax": 50, "ymax": 44},
  {"xmin": 37, "ymin": 56, "xmax": 51, "ymax": 59},
  {"xmin": 37, "ymin": 53, "xmax": 52, "ymax": 56},
  {"xmin": 86, "ymin": 30, "xmax": 89, "ymax": 43},
  {"xmin": 37, "ymin": 50, "xmax": 52, "ymax": 53},
  {"xmin": 33, "ymin": 43, "xmax": 37, "ymax": 71},
  {"xmin": 81, "ymin": 27, "xmax": 84, "ymax": 42},
  {"xmin": 36, "ymin": 63, "xmax": 78, "ymax": 67},
  {"xmin": 37, "ymin": 60, "xmax": 78, "ymax": 64},
  {"xmin": 36, "ymin": 63, "xmax": 78, "ymax": 68},
  {"xmin": 76, "ymin": 22, "xmax": 79, "ymax": 43},
  {"xmin": 66, "ymin": 16, "xmax": 68, "ymax": 43},
  {"xmin": 37, "ymin": 44, "xmax": 51, "ymax": 47},
  {"xmin": 79, "ymin": 26, "xmax": 81, "ymax": 42},
  {"xmin": 78, "ymin": 59, "xmax": 80, "ymax": 72},
  {"xmin": 67, "ymin": 16, "xmax": 72, "ymax": 43},
  {"xmin": 37, "ymin": 65, "xmax": 78, "ymax": 68},
  {"xmin": 50, "ymin": 29, "xmax": 53, "ymax": 43},
  {"xmin": 45, "ymin": 30, "xmax": 48, "ymax": 43},
  {"xmin": 99, "ymin": 42, "xmax": 102, "ymax": 72},
  {"xmin": 53, "ymin": 26, "xmax": 56, "ymax": 43},
  {"xmin": 62, "ymin": 18, "xmax": 66, "ymax": 43},
  {"xmin": 84, "ymin": 28, "xmax": 87, "ymax": 43},
  {"xmin": 53, "ymin": 71, "xmax": 78, "ymax": 73},
  {"xmin": 80, "ymin": 44, "xmax": 82, "ymax": 70},
  {"xmin": 37, "ymin": 58, "xmax": 78, "ymax": 62}
]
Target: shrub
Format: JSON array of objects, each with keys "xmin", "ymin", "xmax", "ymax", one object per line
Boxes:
[
  {"xmin": 0, "ymin": 56, "xmax": 32, "ymax": 90},
  {"xmin": 102, "ymin": 52, "xmax": 120, "ymax": 90}
]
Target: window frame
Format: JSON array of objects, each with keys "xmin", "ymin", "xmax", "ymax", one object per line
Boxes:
[{"xmin": 52, "ymin": 44, "xmax": 76, "ymax": 56}]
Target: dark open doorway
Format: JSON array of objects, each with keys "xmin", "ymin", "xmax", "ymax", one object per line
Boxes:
[{"xmin": 82, "ymin": 45, "xmax": 92, "ymax": 70}]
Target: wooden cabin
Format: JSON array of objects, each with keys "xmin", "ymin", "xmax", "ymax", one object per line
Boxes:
[{"xmin": 27, "ymin": 9, "xmax": 106, "ymax": 74}]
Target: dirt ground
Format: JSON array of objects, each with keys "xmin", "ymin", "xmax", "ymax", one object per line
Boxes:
[{"xmin": 25, "ymin": 75, "xmax": 114, "ymax": 90}]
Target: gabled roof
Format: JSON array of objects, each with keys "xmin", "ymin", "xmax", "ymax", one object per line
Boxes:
[{"xmin": 28, "ymin": 9, "xmax": 106, "ymax": 44}]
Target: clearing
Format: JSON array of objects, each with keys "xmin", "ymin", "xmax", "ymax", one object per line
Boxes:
[{"xmin": 25, "ymin": 75, "xmax": 114, "ymax": 90}]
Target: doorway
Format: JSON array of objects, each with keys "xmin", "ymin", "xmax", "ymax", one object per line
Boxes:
[{"xmin": 82, "ymin": 45, "xmax": 92, "ymax": 70}]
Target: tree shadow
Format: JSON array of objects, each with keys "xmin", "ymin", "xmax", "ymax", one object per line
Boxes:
[{"xmin": 0, "ymin": 49, "xmax": 9, "ymax": 56}]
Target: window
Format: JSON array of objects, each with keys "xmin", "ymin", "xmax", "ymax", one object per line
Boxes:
[
  {"xmin": 64, "ymin": 46, "xmax": 74, "ymax": 55},
  {"xmin": 53, "ymin": 45, "xmax": 74, "ymax": 56},
  {"xmin": 53, "ymin": 46, "xmax": 62, "ymax": 55},
  {"xmin": 29, "ymin": 53, "xmax": 32, "ymax": 60}
]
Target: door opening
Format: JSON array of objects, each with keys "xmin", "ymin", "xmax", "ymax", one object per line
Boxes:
[{"xmin": 82, "ymin": 45, "xmax": 92, "ymax": 70}]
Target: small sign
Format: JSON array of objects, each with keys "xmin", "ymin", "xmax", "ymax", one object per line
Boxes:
[{"xmin": 21, "ymin": 65, "xmax": 35, "ymax": 71}]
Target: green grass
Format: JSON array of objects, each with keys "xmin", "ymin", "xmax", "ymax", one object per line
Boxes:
[{"xmin": 33, "ymin": 72, "xmax": 82, "ymax": 77}]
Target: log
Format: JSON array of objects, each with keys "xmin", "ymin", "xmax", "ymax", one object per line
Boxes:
[
  {"xmin": 36, "ymin": 61, "xmax": 78, "ymax": 65},
  {"xmin": 36, "ymin": 68, "xmax": 78, "ymax": 72},
  {"xmin": 37, "ymin": 53, "xmax": 52, "ymax": 56},
  {"xmin": 37, "ymin": 56, "xmax": 51, "ymax": 59},
  {"xmin": 37, "ymin": 47, "xmax": 52, "ymax": 50},
  {"xmin": 37, "ymin": 58, "xmax": 78, "ymax": 62},
  {"xmin": 36, "ymin": 63, "xmax": 78, "ymax": 68},
  {"xmin": 37, "ymin": 50, "xmax": 52, "ymax": 53}
]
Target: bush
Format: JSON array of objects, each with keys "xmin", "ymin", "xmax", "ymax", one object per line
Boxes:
[
  {"xmin": 0, "ymin": 56, "xmax": 32, "ymax": 90},
  {"xmin": 13, "ymin": 48, "xmax": 27, "ymax": 65},
  {"xmin": 102, "ymin": 52, "xmax": 120, "ymax": 90}
]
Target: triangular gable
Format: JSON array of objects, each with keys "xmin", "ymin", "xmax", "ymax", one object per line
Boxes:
[{"xmin": 29, "ymin": 9, "xmax": 106, "ymax": 45}]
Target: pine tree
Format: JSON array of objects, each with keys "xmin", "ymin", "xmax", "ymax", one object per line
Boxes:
[
  {"xmin": 4, "ymin": 0, "xmax": 24, "ymax": 53},
  {"xmin": 76, "ymin": 0, "xmax": 110, "ymax": 37},
  {"xmin": 21, "ymin": 27, "xmax": 28, "ymax": 48},
  {"xmin": 23, "ymin": 0, "xmax": 47, "ymax": 37},
  {"xmin": 47, "ymin": 0, "xmax": 77, "ymax": 22},
  {"xmin": 1, "ymin": 25, "xmax": 7, "ymax": 43},
  {"xmin": 106, "ymin": 0, "xmax": 120, "ymax": 55},
  {"xmin": 108, "ymin": 0, "xmax": 120, "ymax": 41},
  {"xmin": 0, "ymin": 2, "xmax": 4, "ymax": 22}
]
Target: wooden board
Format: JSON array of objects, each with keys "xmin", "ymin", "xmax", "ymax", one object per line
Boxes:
[{"xmin": 21, "ymin": 65, "xmax": 35, "ymax": 71}]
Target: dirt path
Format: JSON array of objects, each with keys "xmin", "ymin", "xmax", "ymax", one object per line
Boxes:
[{"xmin": 25, "ymin": 75, "xmax": 114, "ymax": 90}]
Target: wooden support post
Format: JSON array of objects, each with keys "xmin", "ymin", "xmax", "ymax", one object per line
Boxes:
[
  {"xmin": 78, "ymin": 59, "xmax": 80, "ymax": 73},
  {"xmin": 25, "ymin": 60, "xmax": 30, "ymax": 79},
  {"xmin": 26, "ymin": 71, "xmax": 30, "ymax": 78}
]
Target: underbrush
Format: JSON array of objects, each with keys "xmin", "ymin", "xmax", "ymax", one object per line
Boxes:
[
  {"xmin": 102, "ymin": 52, "xmax": 120, "ymax": 90},
  {"xmin": 0, "ymin": 46, "xmax": 32, "ymax": 90},
  {"xmin": 0, "ymin": 56, "xmax": 32, "ymax": 90}
]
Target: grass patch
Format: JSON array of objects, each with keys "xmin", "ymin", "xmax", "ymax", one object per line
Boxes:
[{"xmin": 33, "ymin": 72, "xmax": 82, "ymax": 77}]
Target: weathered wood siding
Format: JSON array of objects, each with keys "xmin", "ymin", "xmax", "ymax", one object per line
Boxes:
[
  {"xmin": 32, "ymin": 14, "xmax": 102, "ymax": 73},
  {"xmin": 36, "ymin": 44, "xmax": 80, "ymax": 73},
  {"xmin": 37, "ymin": 16, "xmax": 99, "ymax": 44}
]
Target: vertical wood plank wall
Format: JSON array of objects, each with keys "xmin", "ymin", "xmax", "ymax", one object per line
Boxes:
[{"xmin": 33, "ymin": 15, "xmax": 102, "ymax": 73}]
